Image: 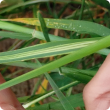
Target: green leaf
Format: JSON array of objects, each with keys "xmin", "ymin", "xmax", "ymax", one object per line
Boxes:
[
  {"xmin": 0, "ymin": 31, "xmax": 32, "ymax": 40},
  {"xmin": 36, "ymin": 12, "xmax": 74, "ymax": 110},
  {"xmin": 2, "ymin": 18, "xmax": 110, "ymax": 36},
  {"xmin": 0, "ymin": 0, "xmax": 83, "ymax": 14},
  {"xmin": 63, "ymin": 72, "xmax": 92, "ymax": 83},
  {"xmin": 61, "ymin": 67, "xmax": 96, "ymax": 77},
  {"xmin": 5, "ymin": 61, "xmax": 97, "ymax": 79},
  {"xmin": 26, "ymin": 93, "xmax": 84, "ymax": 110},
  {"xmin": 0, "ymin": 20, "xmax": 66, "ymax": 41},
  {"xmin": 97, "ymin": 48, "xmax": 110, "ymax": 56},
  {"xmin": 23, "ymin": 81, "xmax": 79, "ymax": 108},
  {"xmin": 37, "ymin": 11, "xmax": 50, "ymax": 42},
  {"xmin": 45, "ymin": 73, "xmax": 74, "ymax": 110},
  {"xmin": 50, "ymin": 72, "xmax": 73, "ymax": 88},
  {"xmin": 0, "ymin": 0, "xmax": 22, "ymax": 8},
  {"xmin": 0, "ymin": 38, "xmax": 98, "ymax": 64},
  {"xmin": 0, "ymin": 34, "xmax": 109, "ymax": 91}
]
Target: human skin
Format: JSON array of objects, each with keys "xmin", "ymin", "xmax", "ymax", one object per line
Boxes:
[
  {"xmin": 0, "ymin": 55, "xmax": 110, "ymax": 110},
  {"xmin": 83, "ymin": 54, "xmax": 110, "ymax": 110},
  {"xmin": 0, "ymin": 73, "xmax": 25, "ymax": 110}
]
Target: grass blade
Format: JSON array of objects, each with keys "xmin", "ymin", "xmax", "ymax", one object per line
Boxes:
[
  {"xmin": 23, "ymin": 81, "xmax": 79, "ymax": 108},
  {"xmin": 37, "ymin": 12, "xmax": 74, "ymax": 110},
  {"xmin": 63, "ymin": 72, "xmax": 92, "ymax": 83},
  {"xmin": 2, "ymin": 18, "xmax": 110, "ymax": 36},
  {"xmin": 44, "ymin": 73, "xmax": 75, "ymax": 110},
  {"xmin": 37, "ymin": 11, "xmax": 50, "ymax": 42},
  {"xmin": 0, "ymin": 34, "xmax": 109, "ymax": 90},
  {"xmin": 0, "ymin": 31, "xmax": 32, "ymax": 40},
  {"xmin": 0, "ymin": 20, "xmax": 66, "ymax": 41},
  {"xmin": 26, "ymin": 94, "xmax": 84, "ymax": 110},
  {"xmin": 79, "ymin": 0, "xmax": 85, "ymax": 20},
  {"xmin": 0, "ymin": 38, "xmax": 98, "ymax": 64},
  {"xmin": 97, "ymin": 48, "xmax": 110, "ymax": 55},
  {"xmin": 0, "ymin": 0, "xmax": 84, "ymax": 14}
]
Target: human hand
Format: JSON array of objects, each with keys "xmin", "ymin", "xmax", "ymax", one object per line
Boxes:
[
  {"xmin": 0, "ymin": 73, "xmax": 25, "ymax": 110},
  {"xmin": 83, "ymin": 54, "xmax": 110, "ymax": 110}
]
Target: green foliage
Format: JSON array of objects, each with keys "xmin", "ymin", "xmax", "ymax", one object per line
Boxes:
[
  {"xmin": 26, "ymin": 93, "xmax": 84, "ymax": 110},
  {"xmin": 0, "ymin": 0, "xmax": 110, "ymax": 109}
]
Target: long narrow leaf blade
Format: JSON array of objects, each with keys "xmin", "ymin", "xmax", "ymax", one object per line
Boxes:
[
  {"xmin": 26, "ymin": 94, "xmax": 84, "ymax": 110},
  {"xmin": 37, "ymin": 12, "xmax": 74, "ymax": 110},
  {"xmin": 0, "ymin": 34, "xmax": 109, "ymax": 90},
  {"xmin": 0, "ymin": 0, "xmax": 80, "ymax": 14},
  {"xmin": 0, "ymin": 38, "xmax": 98, "ymax": 64},
  {"xmin": 0, "ymin": 20, "xmax": 66, "ymax": 41},
  {"xmin": 37, "ymin": 11, "xmax": 50, "ymax": 42},
  {"xmin": 2, "ymin": 18, "xmax": 110, "ymax": 36},
  {"xmin": 45, "ymin": 73, "xmax": 74, "ymax": 110},
  {"xmin": 23, "ymin": 81, "xmax": 80, "ymax": 108},
  {"xmin": 0, "ymin": 31, "xmax": 32, "ymax": 40}
]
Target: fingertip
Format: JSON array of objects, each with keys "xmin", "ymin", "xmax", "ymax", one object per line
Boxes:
[{"xmin": 0, "ymin": 104, "xmax": 17, "ymax": 110}]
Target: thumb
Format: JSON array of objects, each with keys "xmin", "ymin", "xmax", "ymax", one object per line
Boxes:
[{"xmin": 0, "ymin": 104, "xmax": 17, "ymax": 110}]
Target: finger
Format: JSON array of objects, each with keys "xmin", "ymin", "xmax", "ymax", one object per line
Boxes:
[
  {"xmin": 83, "ymin": 54, "xmax": 110, "ymax": 110},
  {"xmin": 0, "ymin": 104, "xmax": 17, "ymax": 110},
  {"xmin": 85, "ymin": 54, "xmax": 110, "ymax": 94},
  {"xmin": 0, "ymin": 73, "xmax": 25, "ymax": 110}
]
